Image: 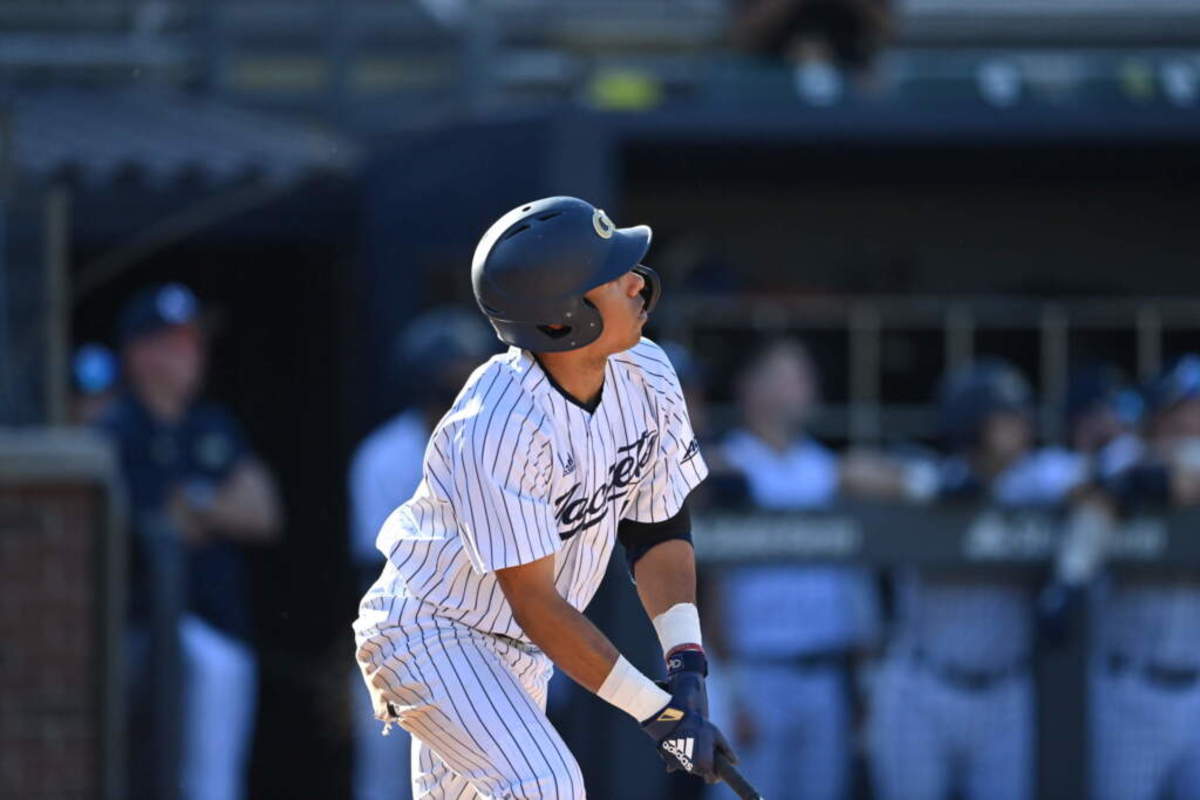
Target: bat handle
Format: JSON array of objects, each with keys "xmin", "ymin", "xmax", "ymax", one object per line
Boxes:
[{"xmin": 715, "ymin": 753, "xmax": 764, "ymax": 800}]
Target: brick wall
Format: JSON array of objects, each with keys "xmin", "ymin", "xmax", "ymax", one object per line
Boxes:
[{"xmin": 0, "ymin": 484, "xmax": 104, "ymax": 800}]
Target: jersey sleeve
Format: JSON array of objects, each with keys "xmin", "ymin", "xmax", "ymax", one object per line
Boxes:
[
  {"xmin": 447, "ymin": 407, "xmax": 561, "ymax": 574},
  {"xmin": 623, "ymin": 358, "xmax": 709, "ymax": 524}
]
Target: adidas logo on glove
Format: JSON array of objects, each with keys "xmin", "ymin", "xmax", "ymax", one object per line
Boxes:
[{"xmin": 663, "ymin": 737, "xmax": 695, "ymax": 772}]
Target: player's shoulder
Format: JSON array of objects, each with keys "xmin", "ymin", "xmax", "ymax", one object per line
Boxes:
[
  {"xmin": 437, "ymin": 349, "xmax": 552, "ymax": 442},
  {"xmin": 611, "ymin": 337, "xmax": 683, "ymax": 394},
  {"xmin": 455, "ymin": 347, "xmax": 535, "ymax": 400}
]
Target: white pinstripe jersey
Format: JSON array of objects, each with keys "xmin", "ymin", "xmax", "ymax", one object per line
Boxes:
[{"xmin": 357, "ymin": 337, "xmax": 708, "ymax": 643}]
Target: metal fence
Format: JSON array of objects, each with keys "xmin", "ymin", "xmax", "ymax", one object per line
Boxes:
[{"xmin": 671, "ymin": 294, "xmax": 1200, "ymax": 445}]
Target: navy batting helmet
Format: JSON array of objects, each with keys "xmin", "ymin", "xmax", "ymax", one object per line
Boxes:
[
  {"xmin": 471, "ymin": 196, "xmax": 660, "ymax": 352},
  {"xmin": 394, "ymin": 306, "xmax": 500, "ymax": 407},
  {"xmin": 398, "ymin": 306, "xmax": 498, "ymax": 371},
  {"xmin": 1065, "ymin": 362, "xmax": 1143, "ymax": 429},
  {"xmin": 937, "ymin": 358, "xmax": 1033, "ymax": 448}
]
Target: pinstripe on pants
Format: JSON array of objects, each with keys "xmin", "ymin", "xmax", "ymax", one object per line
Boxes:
[
  {"xmin": 1092, "ymin": 580, "xmax": 1200, "ymax": 800},
  {"xmin": 357, "ymin": 602, "xmax": 585, "ymax": 800},
  {"xmin": 868, "ymin": 655, "xmax": 1033, "ymax": 800}
]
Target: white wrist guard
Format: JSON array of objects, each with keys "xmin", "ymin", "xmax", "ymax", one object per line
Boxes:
[
  {"xmin": 597, "ymin": 655, "xmax": 672, "ymax": 723},
  {"xmin": 652, "ymin": 602, "xmax": 703, "ymax": 656}
]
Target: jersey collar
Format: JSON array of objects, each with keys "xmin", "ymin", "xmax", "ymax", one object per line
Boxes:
[{"xmin": 515, "ymin": 347, "xmax": 606, "ymax": 415}]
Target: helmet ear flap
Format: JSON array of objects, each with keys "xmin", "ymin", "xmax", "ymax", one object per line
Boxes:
[{"xmin": 527, "ymin": 295, "xmax": 605, "ymax": 351}]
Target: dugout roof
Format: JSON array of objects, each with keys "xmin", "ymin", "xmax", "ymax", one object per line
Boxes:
[{"xmin": 5, "ymin": 88, "xmax": 361, "ymax": 188}]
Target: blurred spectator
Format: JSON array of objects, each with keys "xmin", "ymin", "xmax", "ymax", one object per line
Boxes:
[
  {"xmin": 701, "ymin": 337, "xmax": 888, "ymax": 800},
  {"xmin": 1065, "ymin": 362, "xmax": 1146, "ymax": 480},
  {"xmin": 71, "ymin": 342, "xmax": 119, "ymax": 424},
  {"xmin": 1090, "ymin": 355, "xmax": 1200, "ymax": 800},
  {"xmin": 730, "ymin": 0, "xmax": 893, "ymax": 97},
  {"xmin": 347, "ymin": 306, "xmax": 498, "ymax": 800},
  {"xmin": 1041, "ymin": 364, "xmax": 1145, "ymax": 600},
  {"xmin": 97, "ymin": 283, "xmax": 283, "ymax": 800},
  {"xmin": 868, "ymin": 359, "xmax": 1086, "ymax": 800}
]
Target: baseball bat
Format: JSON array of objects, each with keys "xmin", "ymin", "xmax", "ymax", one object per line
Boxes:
[{"xmin": 716, "ymin": 753, "xmax": 764, "ymax": 800}]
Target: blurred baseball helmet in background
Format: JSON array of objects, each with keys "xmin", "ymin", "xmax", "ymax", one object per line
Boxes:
[
  {"xmin": 1144, "ymin": 354, "xmax": 1200, "ymax": 416},
  {"xmin": 1065, "ymin": 362, "xmax": 1144, "ymax": 429},
  {"xmin": 937, "ymin": 358, "xmax": 1033, "ymax": 449},
  {"xmin": 394, "ymin": 305, "xmax": 499, "ymax": 409}
]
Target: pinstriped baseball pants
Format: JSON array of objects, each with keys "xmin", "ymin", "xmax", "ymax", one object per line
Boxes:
[
  {"xmin": 1091, "ymin": 667, "xmax": 1200, "ymax": 800},
  {"xmin": 355, "ymin": 604, "xmax": 586, "ymax": 799},
  {"xmin": 868, "ymin": 655, "xmax": 1033, "ymax": 800}
]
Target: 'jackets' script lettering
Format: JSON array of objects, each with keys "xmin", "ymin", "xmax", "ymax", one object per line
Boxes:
[{"xmin": 553, "ymin": 428, "xmax": 658, "ymax": 540}]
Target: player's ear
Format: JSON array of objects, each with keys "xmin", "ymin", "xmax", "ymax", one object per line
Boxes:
[{"xmin": 628, "ymin": 270, "xmax": 646, "ymax": 295}]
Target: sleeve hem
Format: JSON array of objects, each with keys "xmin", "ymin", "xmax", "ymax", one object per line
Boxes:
[
  {"xmin": 623, "ymin": 456, "xmax": 709, "ymax": 524},
  {"xmin": 469, "ymin": 532, "xmax": 563, "ymax": 575}
]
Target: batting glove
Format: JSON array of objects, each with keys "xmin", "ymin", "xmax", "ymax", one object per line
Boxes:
[
  {"xmin": 641, "ymin": 702, "xmax": 736, "ymax": 782},
  {"xmin": 664, "ymin": 646, "xmax": 708, "ymax": 718}
]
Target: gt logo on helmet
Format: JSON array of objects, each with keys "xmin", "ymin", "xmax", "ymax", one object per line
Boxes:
[{"xmin": 593, "ymin": 209, "xmax": 615, "ymax": 239}]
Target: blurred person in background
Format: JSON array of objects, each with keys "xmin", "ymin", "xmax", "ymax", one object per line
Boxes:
[
  {"xmin": 347, "ymin": 307, "xmax": 497, "ymax": 800},
  {"xmin": 730, "ymin": 0, "xmax": 892, "ymax": 102},
  {"xmin": 71, "ymin": 341, "xmax": 120, "ymax": 424},
  {"xmin": 1064, "ymin": 363, "xmax": 1145, "ymax": 474},
  {"xmin": 1089, "ymin": 354, "xmax": 1200, "ymax": 800},
  {"xmin": 1035, "ymin": 364, "xmax": 1146, "ymax": 639},
  {"xmin": 97, "ymin": 283, "xmax": 283, "ymax": 800},
  {"xmin": 868, "ymin": 359, "xmax": 1086, "ymax": 800},
  {"xmin": 702, "ymin": 336, "xmax": 919, "ymax": 800}
]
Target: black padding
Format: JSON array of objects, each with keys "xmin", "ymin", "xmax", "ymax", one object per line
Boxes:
[{"xmin": 620, "ymin": 502, "xmax": 692, "ymax": 577}]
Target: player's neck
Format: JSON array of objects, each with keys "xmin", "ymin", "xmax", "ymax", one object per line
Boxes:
[{"xmin": 536, "ymin": 349, "xmax": 608, "ymax": 409}]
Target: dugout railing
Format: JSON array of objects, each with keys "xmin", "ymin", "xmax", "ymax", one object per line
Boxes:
[
  {"xmin": 668, "ymin": 295, "xmax": 1200, "ymax": 446},
  {"xmin": 688, "ymin": 503, "xmax": 1200, "ymax": 800}
]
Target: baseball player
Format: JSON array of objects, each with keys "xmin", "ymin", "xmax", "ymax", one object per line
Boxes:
[
  {"xmin": 703, "ymin": 337, "xmax": 882, "ymax": 800},
  {"xmin": 1034, "ymin": 363, "xmax": 1145, "ymax": 638},
  {"xmin": 353, "ymin": 197, "xmax": 737, "ymax": 799},
  {"xmin": 98, "ymin": 283, "xmax": 283, "ymax": 800},
  {"xmin": 868, "ymin": 359, "xmax": 1086, "ymax": 800},
  {"xmin": 1090, "ymin": 355, "xmax": 1200, "ymax": 800}
]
